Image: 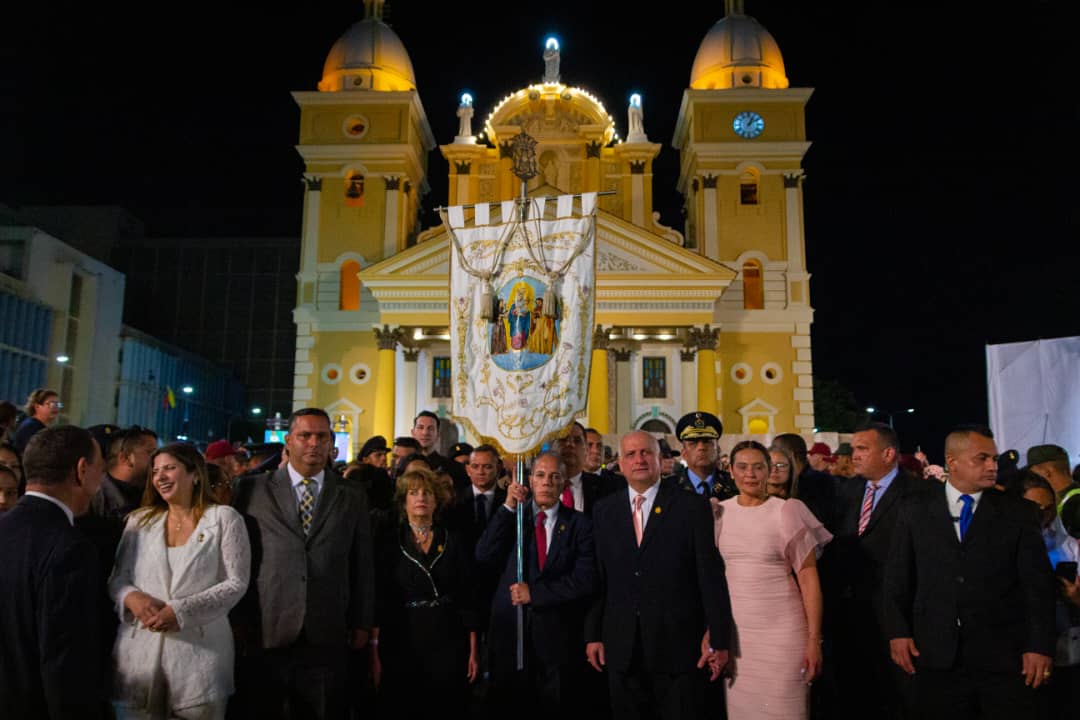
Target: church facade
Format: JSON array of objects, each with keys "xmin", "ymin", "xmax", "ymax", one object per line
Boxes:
[{"xmin": 290, "ymin": 1, "xmax": 815, "ymax": 456}]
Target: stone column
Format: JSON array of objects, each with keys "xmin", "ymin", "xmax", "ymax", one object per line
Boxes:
[
  {"xmin": 587, "ymin": 327, "xmax": 610, "ymax": 434},
  {"xmin": 373, "ymin": 325, "xmax": 403, "ymax": 442},
  {"xmin": 692, "ymin": 325, "xmax": 719, "ymax": 415},
  {"xmin": 383, "ymin": 176, "xmax": 400, "ymax": 260},
  {"xmin": 701, "ymin": 175, "xmax": 719, "ymax": 259},
  {"xmin": 680, "ymin": 346, "xmax": 697, "ymax": 415},
  {"xmin": 783, "ymin": 171, "xmax": 810, "ymax": 306},
  {"xmin": 630, "ymin": 161, "xmax": 646, "ymax": 227},
  {"xmin": 300, "ymin": 176, "xmax": 322, "ymax": 305},
  {"xmin": 612, "ymin": 348, "xmax": 632, "ymax": 435},
  {"xmin": 396, "ymin": 347, "xmax": 419, "ymax": 439}
]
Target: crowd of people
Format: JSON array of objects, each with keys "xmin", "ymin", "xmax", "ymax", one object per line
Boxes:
[{"xmin": 1, "ymin": 386, "xmax": 1079, "ymax": 720}]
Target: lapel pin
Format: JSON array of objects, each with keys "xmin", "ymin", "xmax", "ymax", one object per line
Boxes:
[
  {"xmin": 437, "ymin": 544, "xmax": 444, "ymax": 553},
  {"xmin": 197, "ymin": 532, "xmax": 205, "ymax": 542},
  {"xmin": 654, "ymin": 506, "xmax": 662, "ymax": 514},
  {"xmin": 558, "ymin": 524, "xmax": 566, "ymax": 533}
]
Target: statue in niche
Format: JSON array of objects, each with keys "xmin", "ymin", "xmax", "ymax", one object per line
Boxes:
[
  {"xmin": 455, "ymin": 94, "xmax": 475, "ymax": 143},
  {"xmin": 627, "ymin": 94, "xmax": 647, "ymax": 143}
]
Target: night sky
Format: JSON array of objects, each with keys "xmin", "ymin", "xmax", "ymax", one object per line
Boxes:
[{"xmin": 4, "ymin": 2, "xmax": 1077, "ymax": 459}]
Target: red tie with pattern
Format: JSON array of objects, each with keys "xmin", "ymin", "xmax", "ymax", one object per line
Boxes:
[
  {"xmin": 857, "ymin": 482, "xmax": 879, "ymax": 536},
  {"xmin": 535, "ymin": 510, "xmax": 548, "ymax": 570},
  {"xmin": 561, "ymin": 485, "xmax": 574, "ymax": 509}
]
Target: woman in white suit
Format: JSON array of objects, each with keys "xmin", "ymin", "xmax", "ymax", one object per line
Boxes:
[{"xmin": 109, "ymin": 442, "xmax": 250, "ymax": 720}]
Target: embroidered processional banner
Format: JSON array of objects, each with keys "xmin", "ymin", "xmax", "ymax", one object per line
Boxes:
[{"xmin": 442, "ymin": 193, "xmax": 597, "ymax": 458}]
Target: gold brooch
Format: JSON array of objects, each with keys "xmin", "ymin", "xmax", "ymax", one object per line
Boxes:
[
  {"xmin": 654, "ymin": 506, "xmax": 662, "ymax": 514},
  {"xmin": 558, "ymin": 524, "xmax": 566, "ymax": 533},
  {"xmin": 437, "ymin": 545, "xmax": 444, "ymax": 553},
  {"xmin": 197, "ymin": 532, "xmax": 205, "ymax": 542}
]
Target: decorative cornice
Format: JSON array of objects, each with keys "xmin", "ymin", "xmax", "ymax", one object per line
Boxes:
[
  {"xmin": 612, "ymin": 348, "xmax": 632, "ymax": 362},
  {"xmin": 629, "ymin": 160, "xmax": 646, "ymax": 175},
  {"xmin": 304, "ymin": 176, "xmax": 323, "ymax": 191},
  {"xmin": 454, "ymin": 160, "xmax": 471, "ymax": 175},
  {"xmin": 593, "ymin": 326, "xmax": 610, "ymax": 350},
  {"xmin": 586, "ymin": 140, "xmax": 602, "ymax": 159},
  {"xmin": 374, "ymin": 324, "xmax": 404, "ymax": 350},
  {"xmin": 384, "ymin": 176, "xmax": 401, "ymax": 191},
  {"xmin": 701, "ymin": 175, "xmax": 718, "ymax": 189}
]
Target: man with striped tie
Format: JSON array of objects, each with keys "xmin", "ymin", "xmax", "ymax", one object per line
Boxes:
[{"xmin": 828, "ymin": 422, "xmax": 919, "ymax": 719}]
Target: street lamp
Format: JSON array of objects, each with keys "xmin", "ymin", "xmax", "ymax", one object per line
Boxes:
[{"xmin": 866, "ymin": 406, "xmax": 914, "ymax": 428}]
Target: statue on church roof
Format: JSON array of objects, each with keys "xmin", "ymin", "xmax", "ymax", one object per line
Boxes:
[
  {"xmin": 627, "ymin": 93, "xmax": 648, "ymax": 143},
  {"xmin": 455, "ymin": 93, "xmax": 475, "ymax": 144},
  {"xmin": 543, "ymin": 37, "xmax": 560, "ymax": 84}
]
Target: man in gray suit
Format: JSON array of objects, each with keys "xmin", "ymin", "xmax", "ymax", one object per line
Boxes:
[{"xmin": 233, "ymin": 408, "xmax": 375, "ymax": 720}]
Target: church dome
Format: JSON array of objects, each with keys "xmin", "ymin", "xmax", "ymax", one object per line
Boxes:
[
  {"xmin": 690, "ymin": 10, "xmax": 789, "ymax": 90},
  {"xmin": 318, "ymin": 5, "xmax": 416, "ymax": 93}
]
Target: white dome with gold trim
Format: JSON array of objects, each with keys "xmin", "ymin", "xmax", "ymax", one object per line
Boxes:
[
  {"xmin": 690, "ymin": 9, "xmax": 789, "ymax": 90},
  {"xmin": 318, "ymin": 2, "xmax": 416, "ymax": 92}
]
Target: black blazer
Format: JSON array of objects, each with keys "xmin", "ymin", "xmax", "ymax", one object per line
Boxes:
[
  {"xmin": 476, "ymin": 503, "xmax": 596, "ymax": 670},
  {"xmin": 0, "ymin": 495, "xmax": 105, "ymax": 719},
  {"xmin": 830, "ymin": 470, "xmax": 920, "ymax": 612},
  {"xmin": 883, "ymin": 484, "xmax": 1057, "ymax": 672},
  {"xmin": 585, "ymin": 482, "xmax": 732, "ymax": 673}
]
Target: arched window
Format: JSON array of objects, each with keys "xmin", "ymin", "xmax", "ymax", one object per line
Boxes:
[
  {"xmin": 739, "ymin": 168, "xmax": 759, "ymax": 205},
  {"xmin": 742, "ymin": 260, "xmax": 764, "ymax": 310},
  {"xmin": 339, "ymin": 260, "xmax": 361, "ymax": 311}
]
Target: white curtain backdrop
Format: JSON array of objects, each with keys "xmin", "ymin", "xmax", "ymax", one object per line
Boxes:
[{"xmin": 986, "ymin": 336, "xmax": 1080, "ymax": 466}]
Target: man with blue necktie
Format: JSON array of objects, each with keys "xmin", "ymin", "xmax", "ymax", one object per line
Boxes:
[
  {"xmin": 666, "ymin": 412, "xmax": 736, "ymax": 500},
  {"xmin": 884, "ymin": 424, "xmax": 1056, "ymax": 719}
]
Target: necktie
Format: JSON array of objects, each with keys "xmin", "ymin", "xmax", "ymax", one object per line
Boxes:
[
  {"xmin": 561, "ymin": 485, "xmax": 574, "ymax": 509},
  {"xmin": 535, "ymin": 510, "xmax": 548, "ymax": 570},
  {"xmin": 857, "ymin": 482, "xmax": 880, "ymax": 536},
  {"xmin": 633, "ymin": 494, "xmax": 646, "ymax": 546},
  {"xmin": 475, "ymin": 493, "xmax": 488, "ymax": 528},
  {"xmin": 958, "ymin": 494, "xmax": 974, "ymax": 540},
  {"xmin": 299, "ymin": 477, "xmax": 315, "ymax": 535}
]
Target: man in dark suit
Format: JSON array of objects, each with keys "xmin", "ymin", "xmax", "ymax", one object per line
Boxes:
[
  {"xmin": 884, "ymin": 424, "xmax": 1057, "ymax": 719},
  {"xmin": 476, "ymin": 451, "xmax": 597, "ymax": 717},
  {"xmin": 586, "ymin": 430, "xmax": 732, "ymax": 720},
  {"xmin": 0, "ymin": 425, "xmax": 107, "ymax": 720},
  {"xmin": 554, "ymin": 421, "xmax": 620, "ymax": 515},
  {"xmin": 412, "ymin": 409, "xmax": 470, "ymax": 490},
  {"xmin": 233, "ymin": 408, "xmax": 375, "ymax": 720},
  {"xmin": 829, "ymin": 422, "xmax": 918, "ymax": 719}
]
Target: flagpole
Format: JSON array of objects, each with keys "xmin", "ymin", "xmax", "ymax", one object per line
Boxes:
[{"xmin": 515, "ymin": 455, "xmax": 526, "ymax": 671}]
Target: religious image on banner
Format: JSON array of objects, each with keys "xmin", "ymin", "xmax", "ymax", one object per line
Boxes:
[{"xmin": 441, "ymin": 192, "xmax": 597, "ymax": 457}]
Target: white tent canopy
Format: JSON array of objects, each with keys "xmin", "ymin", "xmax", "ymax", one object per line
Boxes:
[{"xmin": 986, "ymin": 336, "xmax": 1080, "ymax": 467}]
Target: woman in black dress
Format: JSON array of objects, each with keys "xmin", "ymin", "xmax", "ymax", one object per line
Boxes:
[{"xmin": 372, "ymin": 468, "xmax": 480, "ymax": 718}]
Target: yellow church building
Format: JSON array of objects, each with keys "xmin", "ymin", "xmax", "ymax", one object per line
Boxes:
[{"xmin": 290, "ymin": 0, "xmax": 815, "ymax": 456}]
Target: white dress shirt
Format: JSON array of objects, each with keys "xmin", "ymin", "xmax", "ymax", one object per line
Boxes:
[
  {"xmin": 944, "ymin": 480, "xmax": 983, "ymax": 541},
  {"xmin": 565, "ymin": 472, "xmax": 585, "ymax": 510},
  {"xmin": 286, "ymin": 464, "xmax": 325, "ymax": 508},
  {"xmin": 534, "ymin": 502, "xmax": 559, "ymax": 554},
  {"xmin": 627, "ymin": 481, "xmax": 661, "ymax": 533},
  {"xmin": 25, "ymin": 491, "xmax": 74, "ymax": 525}
]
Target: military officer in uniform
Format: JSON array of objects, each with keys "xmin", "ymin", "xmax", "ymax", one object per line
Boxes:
[{"xmin": 665, "ymin": 412, "xmax": 737, "ymax": 501}]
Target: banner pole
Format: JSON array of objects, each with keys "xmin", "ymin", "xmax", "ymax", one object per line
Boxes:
[{"xmin": 515, "ymin": 456, "xmax": 526, "ymax": 670}]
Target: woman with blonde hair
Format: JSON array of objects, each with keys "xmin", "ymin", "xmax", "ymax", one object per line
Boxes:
[
  {"xmin": 371, "ymin": 468, "xmax": 480, "ymax": 718},
  {"xmin": 108, "ymin": 442, "xmax": 250, "ymax": 719}
]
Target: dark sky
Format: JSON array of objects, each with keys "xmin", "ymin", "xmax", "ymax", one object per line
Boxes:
[{"xmin": 4, "ymin": 2, "xmax": 1077, "ymax": 457}]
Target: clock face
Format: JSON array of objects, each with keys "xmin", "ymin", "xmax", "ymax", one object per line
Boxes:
[{"xmin": 733, "ymin": 111, "xmax": 765, "ymax": 139}]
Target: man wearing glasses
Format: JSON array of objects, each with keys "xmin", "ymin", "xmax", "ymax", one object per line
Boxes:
[{"xmin": 13, "ymin": 388, "xmax": 62, "ymax": 453}]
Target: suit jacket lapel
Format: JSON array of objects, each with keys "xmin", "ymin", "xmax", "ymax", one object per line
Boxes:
[
  {"xmin": 638, "ymin": 484, "xmax": 668, "ymax": 552},
  {"xmin": 269, "ymin": 468, "xmax": 305, "ymax": 539},
  {"xmin": 864, "ymin": 473, "xmax": 904, "ymax": 535},
  {"xmin": 306, "ymin": 472, "xmax": 341, "ymax": 540},
  {"xmin": 961, "ymin": 489, "xmax": 998, "ymax": 546},
  {"xmin": 929, "ymin": 482, "xmax": 960, "ymax": 547},
  {"xmin": 542, "ymin": 505, "xmax": 573, "ymax": 572}
]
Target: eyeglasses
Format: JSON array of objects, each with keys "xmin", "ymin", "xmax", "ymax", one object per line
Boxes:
[
  {"xmin": 770, "ymin": 463, "xmax": 789, "ymax": 472},
  {"xmin": 45, "ymin": 401, "xmax": 63, "ymax": 409}
]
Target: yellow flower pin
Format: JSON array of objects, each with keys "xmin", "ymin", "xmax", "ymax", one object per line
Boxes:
[
  {"xmin": 654, "ymin": 506, "xmax": 662, "ymax": 515},
  {"xmin": 437, "ymin": 545, "xmax": 444, "ymax": 553}
]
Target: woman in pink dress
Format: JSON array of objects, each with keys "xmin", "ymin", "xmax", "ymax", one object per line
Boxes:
[{"xmin": 713, "ymin": 440, "xmax": 831, "ymax": 719}]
